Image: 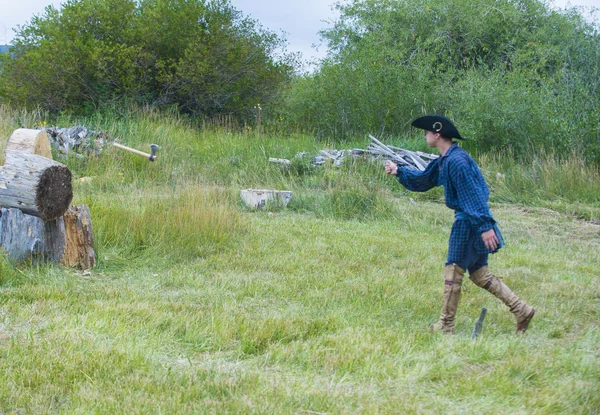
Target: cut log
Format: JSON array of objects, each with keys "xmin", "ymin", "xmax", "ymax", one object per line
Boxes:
[
  {"xmin": 60, "ymin": 205, "xmax": 96, "ymax": 269},
  {"xmin": 0, "ymin": 208, "xmax": 62, "ymax": 263},
  {"xmin": 6, "ymin": 129, "xmax": 53, "ymax": 160},
  {"xmin": 0, "ymin": 150, "xmax": 73, "ymax": 220},
  {"xmin": 0, "ymin": 206, "xmax": 96, "ymax": 268}
]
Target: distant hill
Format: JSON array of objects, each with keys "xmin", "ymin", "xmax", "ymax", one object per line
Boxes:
[{"xmin": 0, "ymin": 45, "xmax": 9, "ymax": 53}]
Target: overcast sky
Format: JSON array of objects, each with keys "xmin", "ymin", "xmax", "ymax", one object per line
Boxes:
[{"xmin": 1, "ymin": 0, "xmax": 598, "ymax": 64}]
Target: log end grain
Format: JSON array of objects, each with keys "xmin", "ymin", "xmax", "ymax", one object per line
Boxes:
[
  {"xmin": 36, "ymin": 165, "xmax": 73, "ymax": 220},
  {"xmin": 7, "ymin": 129, "xmax": 53, "ymax": 160}
]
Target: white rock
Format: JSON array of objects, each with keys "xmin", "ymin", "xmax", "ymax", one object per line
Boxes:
[{"xmin": 240, "ymin": 189, "xmax": 292, "ymax": 208}]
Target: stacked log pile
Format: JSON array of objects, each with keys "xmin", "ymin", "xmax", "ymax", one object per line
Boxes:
[
  {"xmin": 46, "ymin": 125, "xmax": 108, "ymax": 157},
  {"xmin": 0, "ymin": 129, "xmax": 95, "ymax": 268}
]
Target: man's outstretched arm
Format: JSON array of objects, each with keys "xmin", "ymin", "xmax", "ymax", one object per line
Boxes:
[{"xmin": 385, "ymin": 159, "xmax": 440, "ymax": 192}]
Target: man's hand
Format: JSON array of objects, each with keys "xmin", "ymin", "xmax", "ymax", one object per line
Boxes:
[
  {"xmin": 482, "ymin": 229, "xmax": 499, "ymax": 251},
  {"xmin": 385, "ymin": 160, "xmax": 398, "ymax": 175}
]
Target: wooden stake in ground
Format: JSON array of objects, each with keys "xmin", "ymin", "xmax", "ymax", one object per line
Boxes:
[{"xmin": 0, "ymin": 150, "xmax": 73, "ymax": 220}]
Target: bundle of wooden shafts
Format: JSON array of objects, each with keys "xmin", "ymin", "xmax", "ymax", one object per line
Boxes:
[
  {"xmin": 0, "ymin": 129, "xmax": 95, "ymax": 268},
  {"xmin": 269, "ymin": 134, "xmax": 439, "ymax": 170},
  {"xmin": 365, "ymin": 134, "xmax": 438, "ymax": 171}
]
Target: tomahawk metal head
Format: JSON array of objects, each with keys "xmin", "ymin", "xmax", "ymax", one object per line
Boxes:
[
  {"xmin": 471, "ymin": 307, "xmax": 488, "ymax": 340},
  {"xmin": 149, "ymin": 144, "xmax": 159, "ymax": 162}
]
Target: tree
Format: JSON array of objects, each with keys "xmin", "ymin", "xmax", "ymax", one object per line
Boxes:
[
  {"xmin": 283, "ymin": 0, "xmax": 600, "ymax": 162},
  {"xmin": 0, "ymin": 0, "xmax": 294, "ymax": 119}
]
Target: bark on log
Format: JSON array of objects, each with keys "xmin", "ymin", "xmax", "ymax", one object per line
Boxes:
[
  {"xmin": 0, "ymin": 208, "xmax": 61, "ymax": 263},
  {"xmin": 0, "ymin": 206, "xmax": 96, "ymax": 268},
  {"xmin": 60, "ymin": 205, "xmax": 96, "ymax": 269},
  {"xmin": 0, "ymin": 150, "xmax": 72, "ymax": 220},
  {"xmin": 6, "ymin": 129, "xmax": 53, "ymax": 160}
]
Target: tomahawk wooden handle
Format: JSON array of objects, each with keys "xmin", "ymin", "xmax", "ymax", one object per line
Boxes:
[{"xmin": 113, "ymin": 142, "xmax": 152, "ymax": 158}]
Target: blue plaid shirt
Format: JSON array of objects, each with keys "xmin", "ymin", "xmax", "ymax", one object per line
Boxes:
[{"xmin": 396, "ymin": 143, "xmax": 504, "ymax": 259}]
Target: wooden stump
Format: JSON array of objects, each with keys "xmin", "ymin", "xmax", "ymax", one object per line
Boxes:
[
  {"xmin": 0, "ymin": 205, "xmax": 96, "ymax": 268},
  {"xmin": 60, "ymin": 205, "xmax": 96, "ymax": 269},
  {"xmin": 0, "ymin": 150, "xmax": 72, "ymax": 220},
  {"xmin": 6, "ymin": 129, "xmax": 53, "ymax": 160}
]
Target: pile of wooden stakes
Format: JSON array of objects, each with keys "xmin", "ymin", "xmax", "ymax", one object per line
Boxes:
[
  {"xmin": 268, "ymin": 134, "xmax": 439, "ymax": 170},
  {"xmin": 364, "ymin": 134, "xmax": 438, "ymax": 171}
]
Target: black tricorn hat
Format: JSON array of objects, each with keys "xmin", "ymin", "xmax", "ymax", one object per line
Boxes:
[{"xmin": 411, "ymin": 115, "xmax": 465, "ymax": 140}]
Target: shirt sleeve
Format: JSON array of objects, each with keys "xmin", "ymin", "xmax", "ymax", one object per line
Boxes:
[
  {"xmin": 395, "ymin": 158, "xmax": 440, "ymax": 192},
  {"xmin": 452, "ymin": 161, "xmax": 495, "ymax": 233}
]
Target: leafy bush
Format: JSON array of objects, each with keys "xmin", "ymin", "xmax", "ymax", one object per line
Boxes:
[
  {"xmin": 282, "ymin": 0, "xmax": 600, "ymax": 163},
  {"xmin": 0, "ymin": 0, "xmax": 294, "ymax": 119}
]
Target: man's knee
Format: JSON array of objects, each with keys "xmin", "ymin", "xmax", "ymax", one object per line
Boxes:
[{"xmin": 469, "ymin": 265, "xmax": 493, "ymax": 289}]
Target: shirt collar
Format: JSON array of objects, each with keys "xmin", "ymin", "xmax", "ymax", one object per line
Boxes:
[{"xmin": 440, "ymin": 142, "xmax": 459, "ymax": 159}]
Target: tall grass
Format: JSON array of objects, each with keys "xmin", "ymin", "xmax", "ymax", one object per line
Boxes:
[
  {"xmin": 0, "ymin": 201, "xmax": 598, "ymax": 413},
  {"xmin": 0, "ymin": 253, "xmax": 21, "ymax": 286},
  {"xmin": 79, "ymin": 184, "xmax": 243, "ymax": 264},
  {"xmin": 0, "ymin": 107, "xmax": 598, "ymax": 413},
  {"xmin": 481, "ymin": 149, "xmax": 600, "ymax": 219},
  {"xmin": 1, "ymin": 106, "xmax": 599, "ymax": 268}
]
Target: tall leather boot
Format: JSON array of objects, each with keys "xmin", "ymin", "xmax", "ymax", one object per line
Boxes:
[
  {"xmin": 469, "ymin": 266, "xmax": 535, "ymax": 333},
  {"xmin": 430, "ymin": 264, "xmax": 464, "ymax": 334}
]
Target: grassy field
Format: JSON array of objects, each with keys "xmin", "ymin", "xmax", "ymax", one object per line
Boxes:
[{"xmin": 0, "ymin": 106, "xmax": 599, "ymax": 414}]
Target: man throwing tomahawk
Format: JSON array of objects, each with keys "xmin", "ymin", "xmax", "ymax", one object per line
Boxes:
[{"xmin": 385, "ymin": 115, "xmax": 535, "ymax": 334}]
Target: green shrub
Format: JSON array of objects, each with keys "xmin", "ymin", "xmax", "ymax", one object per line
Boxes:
[
  {"xmin": 282, "ymin": 0, "xmax": 600, "ymax": 163},
  {"xmin": 0, "ymin": 0, "xmax": 293, "ymax": 119}
]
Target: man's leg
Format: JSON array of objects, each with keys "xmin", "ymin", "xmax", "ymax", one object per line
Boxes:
[
  {"xmin": 430, "ymin": 264, "xmax": 465, "ymax": 334},
  {"xmin": 469, "ymin": 266, "xmax": 535, "ymax": 333}
]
